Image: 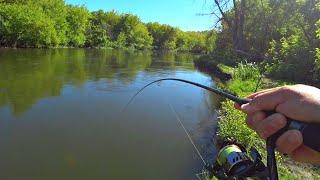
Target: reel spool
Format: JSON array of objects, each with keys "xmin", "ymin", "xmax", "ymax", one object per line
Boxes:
[
  {"xmin": 208, "ymin": 141, "xmax": 268, "ymax": 180},
  {"xmin": 217, "ymin": 145, "xmax": 252, "ymax": 176}
]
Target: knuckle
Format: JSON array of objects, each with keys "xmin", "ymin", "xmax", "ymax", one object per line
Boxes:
[
  {"xmin": 279, "ymin": 86, "xmax": 293, "ymax": 94},
  {"xmin": 253, "ymin": 94, "xmax": 264, "ymax": 101},
  {"xmin": 272, "ymin": 113, "xmax": 287, "ymax": 124},
  {"xmin": 265, "ymin": 113, "xmax": 286, "ymax": 132},
  {"xmin": 251, "ymin": 94, "xmax": 264, "ymax": 106},
  {"xmin": 280, "ymin": 85, "xmax": 300, "ymax": 97}
]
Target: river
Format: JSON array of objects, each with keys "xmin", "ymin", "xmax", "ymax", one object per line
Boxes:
[{"xmin": 0, "ymin": 49, "xmax": 221, "ymax": 180}]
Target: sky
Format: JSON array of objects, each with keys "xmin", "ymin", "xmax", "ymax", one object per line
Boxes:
[{"xmin": 65, "ymin": 0, "xmax": 216, "ymax": 32}]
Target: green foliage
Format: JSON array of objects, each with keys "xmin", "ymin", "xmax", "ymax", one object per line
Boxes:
[
  {"xmin": 39, "ymin": 0, "xmax": 68, "ymax": 45},
  {"xmin": 211, "ymin": 0, "xmax": 320, "ymax": 83},
  {"xmin": 316, "ymin": 48, "xmax": 320, "ymax": 69},
  {"xmin": 66, "ymin": 5, "xmax": 90, "ymax": 47},
  {"xmin": 0, "ymin": 1, "xmax": 216, "ymax": 52},
  {"xmin": 85, "ymin": 10, "xmax": 114, "ymax": 47},
  {"xmin": 129, "ymin": 23, "xmax": 153, "ymax": 49},
  {"xmin": 266, "ymin": 0, "xmax": 319, "ymax": 82},
  {"xmin": 218, "ymin": 100, "xmax": 262, "ymax": 149},
  {"xmin": 115, "ymin": 32, "xmax": 127, "ymax": 48},
  {"xmin": 116, "ymin": 14, "xmax": 153, "ymax": 49},
  {"xmin": 146, "ymin": 22, "xmax": 178, "ymax": 50},
  {"xmin": 0, "ymin": 3, "xmax": 58, "ymax": 47},
  {"xmin": 233, "ymin": 62, "xmax": 260, "ymax": 81},
  {"xmin": 314, "ymin": 19, "xmax": 320, "ymax": 81},
  {"xmin": 266, "ymin": 33, "xmax": 315, "ymax": 82}
]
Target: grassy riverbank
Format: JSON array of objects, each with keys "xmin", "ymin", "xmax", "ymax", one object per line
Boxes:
[{"xmin": 212, "ymin": 63, "xmax": 320, "ymax": 179}]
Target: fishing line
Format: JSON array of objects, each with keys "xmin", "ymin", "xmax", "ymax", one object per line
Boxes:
[{"xmin": 167, "ymin": 101, "xmax": 207, "ymax": 166}]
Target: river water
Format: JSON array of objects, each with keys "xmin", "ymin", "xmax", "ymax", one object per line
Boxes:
[{"xmin": 0, "ymin": 49, "xmax": 221, "ymax": 180}]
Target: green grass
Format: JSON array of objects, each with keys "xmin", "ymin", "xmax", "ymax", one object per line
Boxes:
[
  {"xmin": 218, "ymin": 100, "xmax": 263, "ymax": 149},
  {"xmin": 217, "ymin": 64, "xmax": 233, "ymax": 74}
]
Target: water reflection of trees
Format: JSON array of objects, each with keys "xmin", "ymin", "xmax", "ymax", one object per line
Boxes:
[
  {"xmin": 0, "ymin": 49, "xmax": 196, "ymax": 114},
  {"xmin": 149, "ymin": 51, "xmax": 195, "ymax": 69}
]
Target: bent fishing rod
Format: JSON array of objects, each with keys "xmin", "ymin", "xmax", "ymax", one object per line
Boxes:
[{"xmin": 124, "ymin": 78, "xmax": 320, "ymax": 180}]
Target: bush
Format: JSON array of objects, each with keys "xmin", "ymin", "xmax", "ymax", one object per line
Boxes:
[
  {"xmin": 0, "ymin": 3, "xmax": 58, "ymax": 47},
  {"xmin": 266, "ymin": 32, "xmax": 316, "ymax": 83},
  {"xmin": 66, "ymin": 5, "xmax": 90, "ymax": 47},
  {"xmin": 314, "ymin": 20, "xmax": 320, "ymax": 81}
]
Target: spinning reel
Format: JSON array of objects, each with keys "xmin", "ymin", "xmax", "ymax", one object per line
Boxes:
[{"xmin": 206, "ymin": 140, "xmax": 268, "ymax": 180}]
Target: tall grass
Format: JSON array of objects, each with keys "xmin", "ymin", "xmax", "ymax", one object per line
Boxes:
[
  {"xmin": 233, "ymin": 62, "xmax": 260, "ymax": 81},
  {"xmin": 227, "ymin": 62, "xmax": 262, "ymax": 97},
  {"xmin": 218, "ymin": 62, "xmax": 264, "ymax": 151}
]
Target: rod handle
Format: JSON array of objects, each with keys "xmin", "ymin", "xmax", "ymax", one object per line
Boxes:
[{"xmin": 288, "ymin": 120, "xmax": 320, "ymax": 152}]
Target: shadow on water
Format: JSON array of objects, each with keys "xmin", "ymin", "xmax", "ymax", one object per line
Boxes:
[{"xmin": 0, "ymin": 48, "xmax": 222, "ymax": 180}]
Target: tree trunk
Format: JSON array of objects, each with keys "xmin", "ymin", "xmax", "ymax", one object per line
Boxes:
[{"xmin": 237, "ymin": 0, "xmax": 246, "ymax": 50}]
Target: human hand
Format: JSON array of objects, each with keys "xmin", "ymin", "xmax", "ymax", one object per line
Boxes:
[{"xmin": 236, "ymin": 84, "xmax": 320, "ymax": 163}]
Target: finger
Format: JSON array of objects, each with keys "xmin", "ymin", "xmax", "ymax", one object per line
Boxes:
[
  {"xmin": 246, "ymin": 111, "xmax": 266, "ymax": 130},
  {"xmin": 291, "ymin": 145, "xmax": 320, "ymax": 164},
  {"xmin": 276, "ymin": 130, "xmax": 303, "ymax": 154},
  {"xmin": 234, "ymin": 103, "xmax": 241, "ymax": 110},
  {"xmin": 241, "ymin": 88, "xmax": 286, "ymax": 114},
  {"xmin": 236, "ymin": 87, "xmax": 281, "ymax": 111},
  {"xmin": 247, "ymin": 87, "xmax": 281, "ymax": 99},
  {"xmin": 255, "ymin": 113, "xmax": 287, "ymax": 139}
]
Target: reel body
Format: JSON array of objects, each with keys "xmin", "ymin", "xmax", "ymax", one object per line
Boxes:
[{"xmin": 207, "ymin": 141, "xmax": 268, "ymax": 180}]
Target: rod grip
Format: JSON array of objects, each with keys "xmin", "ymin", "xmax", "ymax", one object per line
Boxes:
[
  {"xmin": 264, "ymin": 111, "xmax": 320, "ymax": 152},
  {"xmin": 237, "ymin": 101, "xmax": 320, "ymax": 152},
  {"xmin": 288, "ymin": 120, "xmax": 320, "ymax": 152}
]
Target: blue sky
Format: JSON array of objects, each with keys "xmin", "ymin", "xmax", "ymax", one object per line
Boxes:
[{"xmin": 65, "ymin": 0, "xmax": 216, "ymax": 31}]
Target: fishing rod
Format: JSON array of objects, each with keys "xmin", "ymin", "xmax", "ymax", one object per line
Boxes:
[
  {"xmin": 123, "ymin": 78, "xmax": 249, "ymax": 111},
  {"xmin": 124, "ymin": 78, "xmax": 320, "ymax": 180}
]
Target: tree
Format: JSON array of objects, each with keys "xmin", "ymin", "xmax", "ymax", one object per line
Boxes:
[
  {"xmin": 211, "ymin": 0, "xmax": 247, "ymax": 56},
  {"xmin": 0, "ymin": 3, "xmax": 58, "ymax": 47},
  {"xmin": 129, "ymin": 23, "xmax": 153, "ymax": 49},
  {"xmin": 0, "ymin": 1, "xmax": 214, "ymax": 52},
  {"xmin": 116, "ymin": 14, "xmax": 153, "ymax": 49},
  {"xmin": 85, "ymin": 11, "xmax": 112, "ymax": 47},
  {"xmin": 36, "ymin": 0, "xmax": 68, "ymax": 45},
  {"xmin": 66, "ymin": 5, "xmax": 90, "ymax": 47},
  {"xmin": 146, "ymin": 22, "xmax": 177, "ymax": 50}
]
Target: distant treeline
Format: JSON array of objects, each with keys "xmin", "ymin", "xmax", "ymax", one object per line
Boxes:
[{"xmin": 0, "ymin": 0, "xmax": 216, "ymax": 53}]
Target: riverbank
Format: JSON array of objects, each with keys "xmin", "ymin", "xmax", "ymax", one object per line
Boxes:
[{"xmin": 194, "ymin": 59, "xmax": 320, "ymax": 179}]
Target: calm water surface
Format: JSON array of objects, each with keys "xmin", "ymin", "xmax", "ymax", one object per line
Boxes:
[{"xmin": 0, "ymin": 49, "xmax": 221, "ymax": 180}]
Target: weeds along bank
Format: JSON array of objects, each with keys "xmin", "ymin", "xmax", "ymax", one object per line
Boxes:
[{"xmin": 213, "ymin": 63, "xmax": 320, "ymax": 179}]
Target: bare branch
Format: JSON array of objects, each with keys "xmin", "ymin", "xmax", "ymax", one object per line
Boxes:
[
  {"xmin": 213, "ymin": 0, "xmax": 232, "ymax": 27},
  {"xmin": 196, "ymin": 11, "xmax": 220, "ymax": 19}
]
